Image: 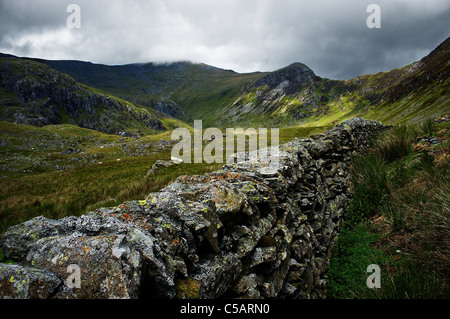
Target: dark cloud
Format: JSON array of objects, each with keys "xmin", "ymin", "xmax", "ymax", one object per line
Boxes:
[{"xmin": 0, "ymin": 0, "xmax": 449, "ymax": 79}]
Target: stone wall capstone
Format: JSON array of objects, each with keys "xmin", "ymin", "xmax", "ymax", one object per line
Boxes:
[{"xmin": 0, "ymin": 118, "xmax": 388, "ymax": 299}]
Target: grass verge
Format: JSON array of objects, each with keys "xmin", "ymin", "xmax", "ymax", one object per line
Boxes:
[{"xmin": 327, "ymin": 117, "xmax": 450, "ymax": 299}]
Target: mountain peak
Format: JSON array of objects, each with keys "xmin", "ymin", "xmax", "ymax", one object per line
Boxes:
[
  {"xmin": 285, "ymin": 62, "xmax": 311, "ymax": 69},
  {"xmin": 249, "ymin": 61, "xmax": 318, "ymax": 93}
]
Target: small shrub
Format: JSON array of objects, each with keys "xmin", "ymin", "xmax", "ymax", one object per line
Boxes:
[{"xmin": 352, "ymin": 153, "xmax": 390, "ymax": 194}]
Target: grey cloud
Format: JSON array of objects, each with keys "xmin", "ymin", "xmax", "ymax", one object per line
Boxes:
[{"xmin": 0, "ymin": 0, "xmax": 449, "ymax": 79}]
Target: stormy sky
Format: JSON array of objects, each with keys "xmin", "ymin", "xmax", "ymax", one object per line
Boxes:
[{"xmin": 0, "ymin": 0, "xmax": 449, "ymax": 79}]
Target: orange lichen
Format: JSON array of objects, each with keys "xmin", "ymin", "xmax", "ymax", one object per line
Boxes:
[{"xmin": 121, "ymin": 213, "xmax": 132, "ymax": 221}]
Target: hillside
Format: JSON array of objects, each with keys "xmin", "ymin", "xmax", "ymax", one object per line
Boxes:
[
  {"xmin": 0, "ymin": 56, "xmax": 173, "ymax": 136},
  {"xmin": 30, "ymin": 58, "xmax": 266, "ymax": 127},
  {"xmin": 0, "ymin": 37, "xmax": 448, "ymax": 134},
  {"xmin": 347, "ymin": 36, "xmax": 450, "ymax": 123},
  {"xmin": 6, "ymin": 36, "xmax": 446, "ymax": 130},
  {"xmin": 219, "ymin": 37, "xmax": 449, "ymax": 127}
]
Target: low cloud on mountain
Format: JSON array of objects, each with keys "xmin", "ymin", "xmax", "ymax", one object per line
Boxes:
[{"xmin": 0, "ymin": 0, "xmax": 449, "ymax": 79}]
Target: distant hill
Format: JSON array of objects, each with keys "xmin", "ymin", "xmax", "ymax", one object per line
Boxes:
[
  {"xmin": 29, "ymin": 58, "xmax": 266, "ymax": 127},
  {"xmin": 0, "ymin": 56, "xmax": 175, "ymax": 136},
  {"xmin": 1, "ymin": 36, "xmax": 448, "ymax": 131},
  {"xmin": 218, "ymin": 37, "xmax": 449, "ymax": 127}
]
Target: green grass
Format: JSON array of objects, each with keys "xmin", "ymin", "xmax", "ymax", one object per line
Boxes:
[
  {"xmin": 326, "ymin": 223, "xmax": 389, "ymax": 299},
  {"xmin": 0, "ymin": 118, "xmax": 323, "ymax": 235},
  {"xmin": 0, "ymin": 151, "xmax": 222, "ymax": 235},
  {"xmin": 327, "ymin": 118, "xmax": 450, "ymax": 299},
  {"xmin": 0, "ymin": 120, "xmax": 215, "ymax": 234}
]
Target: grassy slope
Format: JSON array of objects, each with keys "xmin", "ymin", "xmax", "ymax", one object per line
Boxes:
[
  {"xmin": 0, "ymin": 120, "xmax": 215, "ymax": 234},
  {"xmin": 327, "ymin": 118, "xmax": 450, "ymax": 298},
  {"xmin": 0, "ymin": 119, "xmax": 329, "ymax": 235},
  {"xmin": 205, "ymin": 38, "xmax": 449, "ymax": 129},
  {"xmin": 0, "ymin": 57, "xmax": 180, "ymax": 135},
  {"xmin": 319, "ymin": 37, "xmax": 449, "ymax": 126},
  {"xmin": 223, "ymin": 53, "xmax": 448, "ymax": 128},
  {"xmin": 36, "ymin": 59, "xmax": 266, "ymax": 127}
]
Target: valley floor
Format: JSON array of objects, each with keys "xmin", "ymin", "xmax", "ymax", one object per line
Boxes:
[{"xmin": 0, "ymin": 121, "xmax": 328, "ymax": 235}]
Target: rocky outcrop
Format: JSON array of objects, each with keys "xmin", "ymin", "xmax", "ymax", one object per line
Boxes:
[
  {"xmin": 0, "ymin": 118, "xmax": 387, "ymax": 299},
  {"xmin": 220, "ymin": 63, "xmax": 322, "ymax": 123},
  {"xmin": 0, "ymin": 57, "xmax": 165, "ymax": 135},
  {"xmin": 249, "ymin": 62, "xmax": 319, "ymax": 95},
  {"xmin": 152, "ymin": 100, "xmax": 185, "ymax": 118}
]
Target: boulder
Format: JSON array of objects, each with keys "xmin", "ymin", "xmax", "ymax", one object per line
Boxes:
[
  {"xmin": 146, "ymin": 157, "xmax": 183, "ymax": 176},
  {"xmin": 0, "ymin": 263, "xmax": 61, "ymax": 299}
]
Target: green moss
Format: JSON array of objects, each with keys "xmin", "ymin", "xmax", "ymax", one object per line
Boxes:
[
  {"xmin": 239, "ymin": 91, "xmax": 258, "ymax": 105},
  {"xmin": 0, "ymin": 247, "xmax": 14, "ymax": 264},
  {"xmin": 175, "ymin": 277, "xmax": 201, "ymax": 299}
]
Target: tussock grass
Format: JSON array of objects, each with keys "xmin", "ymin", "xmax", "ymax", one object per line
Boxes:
[
  {"xmin": 327, "ymin": 118, "xmax": 450, "ymax": 299},
  {"xmin": 0, "ymin": 154, "xmax": 221, "ymax": 235},
  {"xmin": 373, "ymin": 118, "xmax": 433, "ymax": 164}
]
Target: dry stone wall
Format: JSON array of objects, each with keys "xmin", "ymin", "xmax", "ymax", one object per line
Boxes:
[{"xmin": 0, "ymin": 118, "xmax": 387, "ymax": 299}]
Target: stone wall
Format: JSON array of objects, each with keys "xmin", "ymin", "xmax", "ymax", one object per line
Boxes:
[{"xmin": 0, "ymin": 118, "xmax": 387, "ymax": 299}]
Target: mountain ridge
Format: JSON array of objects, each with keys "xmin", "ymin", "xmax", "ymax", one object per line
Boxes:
[
  {"xmin": 0, "ymin": 36, "xmax": 448, "ymax": 131},
  {"xmin": 0, "ymin": 56, "xmax": 175, "ymax": 136}
]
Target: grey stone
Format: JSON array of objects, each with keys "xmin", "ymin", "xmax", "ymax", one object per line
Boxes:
[
  {"xmin": 0, "ymin": 117, "xmax": 387, "ymax": 299},
  {"xmin": 0, "ymin": 263, "xmax": 61, "ymax": 299}
]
